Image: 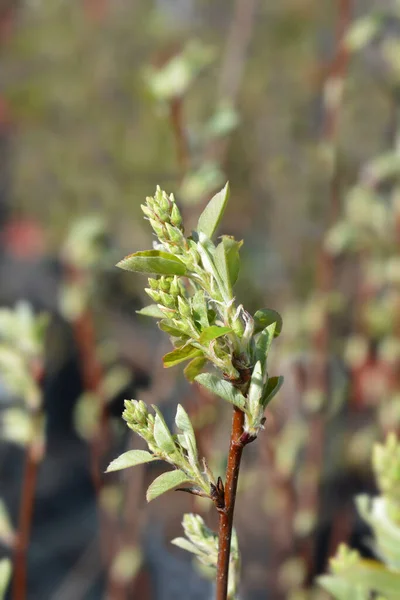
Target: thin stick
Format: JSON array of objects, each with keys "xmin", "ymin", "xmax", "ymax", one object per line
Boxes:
[
  {"xmin": 216, "ymin": 407, "xmax": 245, "ymax": 600},
  {"xmin": 12, "ymin": 437, "xmax": 41, "ymax": 600}
]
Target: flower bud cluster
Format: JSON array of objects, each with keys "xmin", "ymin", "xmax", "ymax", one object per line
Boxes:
[
  {"xmin": 373, "ymin": 433, "xmax": 400, "ymax": 523},
  {"xmin": 141, "ymin": 187, "xmax": 186, "ymax": 255},
  {"xmin": 172, "ymin": 513, "xmax": 240, "ymax": 598},
  {"xmin": 145, "ymin": 276, "xmax": 198, "ymax": 338},
  {"xmin": 122, "ymin": 399, "xmax": 156, "ymax": 450}
]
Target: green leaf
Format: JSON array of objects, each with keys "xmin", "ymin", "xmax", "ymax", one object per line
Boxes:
[
  {"xmin": 262, "ymin": 376, "xmax": 284, "ymax": 408},
  {"xmin": 253, "ymin": 309, "xmax": 283, "ymax": 336},
  {"xmin": 215, "ymin": 236, "xmax": 242, "ymax": 294},
  {"xmin": 195, "ymin": 373, "xmax": 246, "ymax": 410},
  {"xmin": 191, "ymin": 290, "xmax": 209, "ymax": 328},
  {"xmin": 146, "ymin": 470, "xmax": 192, "ymax": 502},
  {"xmin": 117, "ymin": 250, "xmax": 187, "ymax": 276},
  {"xmin": 317, "ymin": 575, "xmax": 367, "ymax": 600},
  {"xmin": 137, "ymin": 304, "xmax": 165, "ymax": 318},
  {"xmin": 106, "ymin": 450, "xmax": 157, "ymax": 473},
  {"xmin": 152, "ymin": 407, "xmax": 176, "ymax": 455},
  {"xmin": 175, "ymin": 404, "xmax": 197, "ymax": 462},
  {"xmin": 196, "ymin": 182, "xmax": 230, "ymax": 239},
  {"xmin": 171, "ymin": 537, "xmax": 203, "ymax": 557},
  {"xmin": 248, "ymin": 361, "xmax": 263, "ymax": 414},
  {"xmin": 158, "ymin": 320, "xmax": 187, "ymax": 338},
  {"xmin": 332, "ymin": 560, "xmax": 400, "ymax": 600},
  {"xmin": 198, "ymin": 326, "xmax": 232, "ymax": 345},
  {"xmin": 163, "ymin": 345, "xmax": 203, "ymax": 368},
  {"xmin": 0, "ymin": 559, "xmax": 11, "ymax": 600},
  {"xmin": 184, "ymin": 356, "xmax": 207, "ymax": 382},
  {"xmin": 256, "ymin": 323, "xmax": 276, "ymax": 365}
]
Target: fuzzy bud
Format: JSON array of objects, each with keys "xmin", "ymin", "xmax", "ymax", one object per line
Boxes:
[
  {"xmin": 178, "ymin": 296, "xmax": 191, "ymax": 318},
  {"xmin": 145, "ymin": 288, "xmax": 161, "ymax": 303},
  {"xmin": 169, "ymin": 276, "xmax": 180, "ymax": 296},
  {"xmin": 159, "ymin": 277, "xmax": 171, "ymax": 292},
  {"xmin": 170, "ymin": 203, "xmax": 183, "ymax": 229},
  {"xmin": 160, "ymin": 291, "xmax": 176, "ymax": 309},
  {"xmin": 148, "ymin": 278, "xmax": 159, "ymax": 290}
]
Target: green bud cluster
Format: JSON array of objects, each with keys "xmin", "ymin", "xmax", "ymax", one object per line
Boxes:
[
  {"xmin": 373, "ymin": 433, "xmax": 400, "ymax": 523},
  {"xmin": 172, "ymin": 514, "xmax": 240, "ymax": 598},
  {"xmin": 122, "ymin": 400, "xmax": 156, "ymax": 449},
  {"xmin": 141, "ymin": 186, "xmax": 186, "ymax": 255}
]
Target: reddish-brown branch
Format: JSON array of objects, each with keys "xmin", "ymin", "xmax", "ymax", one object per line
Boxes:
[
  {"xmin": 12, "ymin": 438, "xmax": 41, "ymax": 600},
  {"xmin": 216, "ymin": 407, "xmax": 245, "ymax": 600}
]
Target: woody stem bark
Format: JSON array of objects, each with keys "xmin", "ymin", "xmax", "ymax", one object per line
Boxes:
[{"xmin": 216, "ymin": 407, "xmax": 245, "ymax": 600}]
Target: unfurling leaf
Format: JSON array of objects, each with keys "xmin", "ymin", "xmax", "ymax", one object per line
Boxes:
[
  {"xmin": 253, "ymin": 309, "xmax": 283, "ymax": 336},
  {"xmin": 117, "ymin": 250, "xmax": 187, "ymax": 276},
  {"xmin": 146, "ymin": 470, "xmax": 192, "ymax": 502},
  {"xmin": 152, "ymin": 407, "xmax": 176, "ymax": 454},
  {"xmin": 215, "ymin": 236, "xmax": 242, "ymax": 294},
  {"xmin": 191, "ymin": 290, "xmax": 209, "ymax": 328},
  {"xmin": 184, "ymin": 356, "xmax": 207, "ymax": 381},
  {"xmin": 137, "ymin": 304, "xmax": 165, "ymax": 318},
  {"xmin": 195, "ymin": 373, "xmax": 246, "ymax": 410},
  {"xmin": 256, "ymin": 322, "xmax": 277, "ymax": 365},
  {"xmin": 262, "ymin": 376, "xmax": 284, "ymax": 408},
  {"xmin": 0, "ymin": 559, "xmax": 11, "ymax": 600},
  {"xmin": 163, "ymin": 345, "xmax": 203, "ymax": 368},
  {"xmin": 106, "ymin": 450, "xmax": 157, "ymax": 473},
  {"xmin": 175, "ymin": 404, "xmax": 197, "ymax": 462},
  {"xmin": 197, "ymin": 183, "xmax": 230, "ymax": 239},
  {"xmin": 198, "ymin": 326, "xmax": 232, "ymax": 345}
]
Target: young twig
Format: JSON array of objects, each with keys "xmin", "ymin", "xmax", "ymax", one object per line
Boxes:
[
  {"xmin": 13, "ymin": 418, "xmax": 43, "ymax": 600},
  {"xmin": 216, "ymin": 407, "xmax": 245, "ymax": 600}
]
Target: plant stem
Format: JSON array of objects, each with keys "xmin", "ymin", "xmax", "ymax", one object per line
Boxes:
[
  {"xmin": 13, "ymin": 424, "xmax": 42, "ymax": 600},
  {"xmin": 216, "ymin": 407, "xmax": 245, "ymax": 600}
]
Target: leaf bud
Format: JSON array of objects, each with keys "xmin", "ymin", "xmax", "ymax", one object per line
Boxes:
[
  {"xmin": 170, "ymin": 203, "xmax": 183, "ymax": 228},
  {"xmin": 145, "ymin": 288, "xmax": 161, "ymax": 303},
  {"xmin": 169, "ymin": 276, "xmax": 180, "ymax": 296},
  {"xmin": 148, "ymin": 278, "xmax": 159, "ymax": 290},
  {"xmin": 149, "ymin": 219, "xmax": 165, "ymax": 238},
  {"xmin": 160, "ymin": 291, "xmax": 176, "ymax": 309},
  {"xmin": 141, "ymin": 204, "xmax": 154, "ymax": 219},
  {"xmin": 159, "ymin": 277, "xmax": 171, "ymax": 292},
  {"xmin": 178, "ymin": 296, "xmax": 191, "ymax": 318}
]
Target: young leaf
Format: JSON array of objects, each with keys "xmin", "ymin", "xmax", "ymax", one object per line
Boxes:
[
  {"xmin": 197, "ymin": 182, "xmax": 230, "ymax": 239},
  {"xmin": 137, "ymin": 304, "xmax": 165, "ymax": 318},
  {"xmin": 247, "ymin": 360, "xmax": 263, "ymax": 414},
  {"xmin": 317, "ymin": 575, "xmax": 366, "ymax": 600},
  {"xmin": 175, "ymin": 404, "xmax": 197, "ymax": 462},
  {"xmin": 163, "ymin": 345, "xmax": 203, "ymax": 368},
  {"xmin": 256, "ymin": 322, "xmax": 276, "ymax": 365},
  {"xmin": 198, "ymin": 326, "xmax": 232, "ymax": 345},
  {"xmin": 146, "ymin": 470, "xmax": 192, "ymax": 502},
  {"xmin": 158, "ymin": 320, "xmax": 187, "ymax": 338},
  {"xmin": 152, "ymin": 407, "xmax": 177, "ymax": 455},
  {"xmin": 117, "ymin": 250, "xmax": 187, "ymax": 276},
  {"xmin": 215, "ymin": 236, "xmax": 242, "ymax": 294},
  {"xmin": 184, "ymin": 356, "xmax": 207, "ymax": 382},
  {"xmin": 106, "ymin": 450, "xmax": 157, "ymax": 473},
  {"xmin": 171, "ymin": 537, "xmax": 203, "ymax": 557},
  {"xmin": 0, "ymin": 559, "xmax": 11, "ymax": 600},
  {"xmin": 195, "ymin": 373, "xmax": 246, "ymax": 410},
  {"xmin": 262, "ymin": 376, "xmax": 284, "ymax": 408},
  {"xmin": 253, "ymin": 309, "xmax": 283, "ymax": 336},
  {"xmin": 191, "ymin": 290, "xmax": 209, "ymax": 328}
]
